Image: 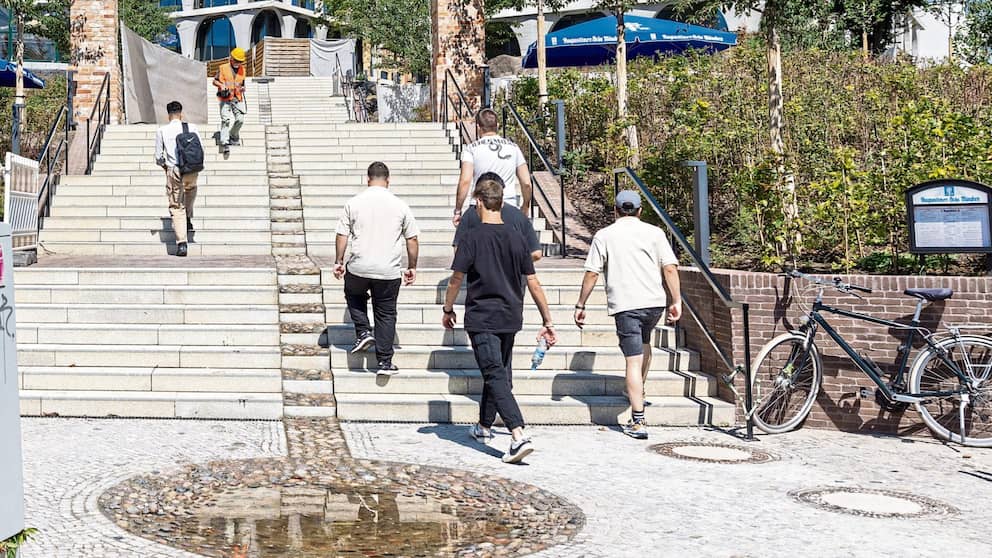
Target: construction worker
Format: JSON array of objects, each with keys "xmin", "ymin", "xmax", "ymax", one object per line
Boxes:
[{"xmin": 213, "ymin": 47, "xmax": 247, "ymax": 153}]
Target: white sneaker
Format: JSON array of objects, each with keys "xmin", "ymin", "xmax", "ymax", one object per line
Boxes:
[
  {"xmin": 470, "ymin": 424, "xmax": 493, "ymax": 444},
  {"xmin": 502, "ymin": 438, "xmax": 535, "ymax": 463}
]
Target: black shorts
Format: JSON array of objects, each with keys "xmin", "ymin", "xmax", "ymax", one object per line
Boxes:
[{"xmin": 613, "ymin": 307, "xmax": 665, "ymax": 357}]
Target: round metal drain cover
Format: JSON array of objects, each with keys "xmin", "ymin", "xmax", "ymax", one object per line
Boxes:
[
  {"xmin": 791, "ymin": 487, "xmax": 958, "ymax": 518},
  {"xmin": 651, "ymin": 442, "xmax": 777, "ymax": 464}
]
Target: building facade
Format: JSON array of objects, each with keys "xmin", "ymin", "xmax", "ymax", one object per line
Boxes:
[{"xmin": 160, "ymin": 0, "xmax": 327, "ymax": 61}]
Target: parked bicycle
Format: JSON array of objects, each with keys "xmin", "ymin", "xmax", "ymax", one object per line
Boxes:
[{"xmin": 729, "ymin": 270, "xmax": 992, "ymax": 447}]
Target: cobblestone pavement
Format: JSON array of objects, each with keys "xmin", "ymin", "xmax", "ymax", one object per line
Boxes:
[
  {"xmin": 343, "ymin": 423, "xmax": 992, "ymax": 558},
  {"xmin": 19, "ymin": 418, "xmax": 285, "ymax": 558}
]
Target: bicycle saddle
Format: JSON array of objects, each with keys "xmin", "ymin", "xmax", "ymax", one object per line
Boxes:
[{"xmin": 903, "ymin": 288, "xmax": 953, "ymax": 301}]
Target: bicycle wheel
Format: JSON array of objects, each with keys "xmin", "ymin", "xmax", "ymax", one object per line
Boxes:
[
  {"xmin": 749, "ymin": 332, "xmax": 823, "ymax": 434},
  {"xmin": 909, "ymin": 335, "xmax": 992, "ymax": 447}
]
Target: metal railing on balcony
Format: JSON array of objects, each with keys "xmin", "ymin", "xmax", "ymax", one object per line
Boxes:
[{"xmin": 613, "ymin": 167, "xmax": 755, "ymax": 438}]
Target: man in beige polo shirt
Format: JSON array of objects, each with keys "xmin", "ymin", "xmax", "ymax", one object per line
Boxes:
[
  {"xmin": 334, "ymin": 162, "xmax": 420, "ymax": 375},
  {"xmin": 573, "ymin": 190, "xmax": 682, "ymax": 440}
]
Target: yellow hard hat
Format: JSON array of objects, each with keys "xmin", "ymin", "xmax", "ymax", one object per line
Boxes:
[{"xmin": 230, "ymin": 48, "xmax": 246, "ymax": 62}]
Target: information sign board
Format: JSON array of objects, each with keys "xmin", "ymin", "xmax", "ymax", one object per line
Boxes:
[
  {"xmin": 0, "ymin": 221, "xmax": 24, "ymax": 541},
  {"xmin": 906, "ymin": 180, "xmax": 992, "ymax": 254}
]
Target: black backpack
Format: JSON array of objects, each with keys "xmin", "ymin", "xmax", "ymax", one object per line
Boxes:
[{"xmin": 176, "ymin": 122, "xmax": 204, "ymax": 175}]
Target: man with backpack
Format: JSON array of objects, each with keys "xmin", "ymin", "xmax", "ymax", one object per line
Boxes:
[{"xmin": 155, "ymin": 100, "xmax": 204, "ymax": 257}]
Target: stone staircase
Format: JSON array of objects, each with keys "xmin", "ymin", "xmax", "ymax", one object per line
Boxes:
[
  {"xmin": 14, "ymin": 76, "xmax": 733, "ymax": 426},
  {"xmin": 16, "ymin": 265, "xmax": 282, "ymax": 418}
]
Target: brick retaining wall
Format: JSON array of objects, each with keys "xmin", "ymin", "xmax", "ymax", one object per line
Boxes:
[{"xmin": 680, "ymin": 268, "xmax": 992, "ymax": 434}]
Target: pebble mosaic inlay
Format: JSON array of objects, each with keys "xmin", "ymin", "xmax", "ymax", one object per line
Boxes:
[
  {"xmin": 99, "ymin": 419, "xmax": 584, "ymax": 557},
  {"xmin": 790, "ymin": 487, "xmax": 959, "ymax": 519},
  {"xmin": 650, "ymin": 441, "xmax": 779, "ymax": 464}
]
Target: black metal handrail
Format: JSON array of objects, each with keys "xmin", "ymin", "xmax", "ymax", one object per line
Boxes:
[
  {"xmin": 37, "ymin": 104, "xmax": 69, "ymax": 228},
  {"xmin": 334, "ymin": 52, "xmax": 355, "ymax": 122},
  {"xmin": 613, "ymin": 166, "xmax": 755, "ymax": 438},
  {"xmin": 441, "ymin": 68, "xmax": 476, "ymax": 157},
  {"xmin": 502, "ymin": 102, "xmax": 566, "ymax": 258},
  {"xmin": 85, "ymin": 72, "xmax": 111, "ymax": 175}
]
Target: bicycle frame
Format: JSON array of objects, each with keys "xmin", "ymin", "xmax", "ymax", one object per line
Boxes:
[{"xmin": 801, "ymin": 294, "xmax": 972, "ymax": 402}]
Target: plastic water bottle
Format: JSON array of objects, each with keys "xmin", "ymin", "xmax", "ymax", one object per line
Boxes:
[{"xmin": 531, "ymin": 337, "xmax": 548, "ymax": 370}]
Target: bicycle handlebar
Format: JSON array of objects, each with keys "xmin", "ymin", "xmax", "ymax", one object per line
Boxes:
[{"xmin": 784, "ymin": 270, "xmax": 873, "ymax": 294}]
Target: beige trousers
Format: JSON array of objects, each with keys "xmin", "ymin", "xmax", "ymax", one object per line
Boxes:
[{"xmin": 166, "ymin": 167, "xmax": 198, "ymax": 244}]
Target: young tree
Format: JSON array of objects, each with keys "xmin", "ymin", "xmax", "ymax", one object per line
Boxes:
[
  {"xmin": 595, "ymin": 0, "xmax": 639, "ymax": 166},
  {"xmin": 839, "ymin": 0, "xmax": 885, "ymax": 57},
  {"xmin": 928, "ymin": 0, "xmax": 963, "ymax": 61},
  {"xmin": 957, "ymin": 0, "xmax": 992, "ymax": 63},
  {"xmin": 318, "ymin": 0, "xmax": 431, "ymax": 76},
  {"xmin": 3, "ymin": 0, "xmax": 31, "ymax": 154}
]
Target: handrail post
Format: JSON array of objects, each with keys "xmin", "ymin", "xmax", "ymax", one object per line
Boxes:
[
  {"xmin": 558, "ymin": 173, "xmax": 566, "ymax": 258},
  {"xmin": 86, "ymin": 117, "xmax": 92, "ymax": 174},
  {"xmin": 742, "ymin": 303, "xmax": 755, "ymax": 441}
]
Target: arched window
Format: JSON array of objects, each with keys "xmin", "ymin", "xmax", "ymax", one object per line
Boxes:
[
  {"xmin": 549, "ymin": 12, "xmax": 608, "ymax": 33},
  {"xmin": 655, "ymin": 5, "xmax": 729, "ymax": 31},
  {"xmin": 485, "ymin": 22, "xmax": 521, "ymax": 58},
  {"xmin": 196, "ymin": 16, "xmax": 236, "ymax": 61},
  {"xmin": 251, "ymin": 10, "xmax": 282, "ymax": 44},
  {"xmin": 294, "ymin": 19, "xmax": 313, "ymax": 39}
]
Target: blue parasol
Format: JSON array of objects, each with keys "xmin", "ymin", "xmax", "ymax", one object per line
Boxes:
[
  {"xmin": 522, "ymin": 14, "xmax": 737, "ymax": 69},
  {"xmin": 0, "ymin": 59, "xmax": 46, "ymax": 89}
]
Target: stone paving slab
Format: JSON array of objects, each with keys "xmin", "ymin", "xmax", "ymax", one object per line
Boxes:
[
  {"xmin": 343, "ymin": 423, "xmax": 992, "ymax": 558},
  {"xmin": 19, "ymin": 418, "xmax": 285, "ymax": 558},
  {"xmin": 30, "ymin": 255, "xmax": 277, "ymax": 268}
]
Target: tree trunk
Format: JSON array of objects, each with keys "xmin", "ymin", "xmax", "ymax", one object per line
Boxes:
[
  {"xmin": 767, "ymin": 26, "xmax": 800, "ymax": 257},
  {"xmin": 861, "ymin": 29, "xmax": 868, "ymax": 58},
  {"xmin": 13, "ymin": 11, "xmax": 25, "ymax": 155},
  {"xmin": 615, "ymin": 12, "xmax": 639, "ymax": 167},
  {"xmin": 537, "ymin": 0, "xmax": 548, "ymax": 107}
]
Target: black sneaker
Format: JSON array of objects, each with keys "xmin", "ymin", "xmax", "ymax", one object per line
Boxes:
[
  {"xmin": 350, "ymin": 332, "xmax": 374, "ymax": 354},
  {"xmin": 176, "ymin": 242, "xmax": 188, "ymax": 257},
  {"xmin": 376, "ymin": 361, "xmax": 398, "ymax": 376},
  {"xmin": 228, "ymin": 137, "xmax": 241, "ymax": 146},
  {"xmin": 502, "ymin": 438, "xmax": 534, "ymax": 463}
]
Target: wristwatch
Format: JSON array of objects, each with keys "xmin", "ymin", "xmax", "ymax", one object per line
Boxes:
[{"xmin": 442, "ymin": 306, "xmax": 455, "ymax": 314}]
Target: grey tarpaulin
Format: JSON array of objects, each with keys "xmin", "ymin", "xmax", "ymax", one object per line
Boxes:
[
  {"xmin": 377, "ymin": 84, "xmax": 429, "ymax": 123},
  {"xmin": 310, "ymin": 38, "xmax": 356, "ymax": 94},
  {"xmin": 121, "ymin": 24, "xmax": 208, "ymax": 124}
]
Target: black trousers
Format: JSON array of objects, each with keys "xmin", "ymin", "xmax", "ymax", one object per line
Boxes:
[
  {"xmin": 344, "ymin": 272, "xmax": 401, "ymax": 363},
  {"xmin": 469, "ymin": 331, "xmax": 525, "ymax": 430}
]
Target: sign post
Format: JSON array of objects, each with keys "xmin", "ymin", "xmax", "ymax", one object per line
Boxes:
[
  {"xmin": 0, "ymin": 221, "xmax": 25, "ymax": 544},
  {"xmin": 906, "ymin": 180, "xmax": 992, "ymax": 254}
]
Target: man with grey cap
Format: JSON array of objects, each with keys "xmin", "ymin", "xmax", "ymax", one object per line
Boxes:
[{"xmin": 572, "ymin": 190, "xmax": 682, "ymax": 440}]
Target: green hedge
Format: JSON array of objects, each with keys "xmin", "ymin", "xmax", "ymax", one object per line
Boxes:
[{"xmin": 508, "ymin": 40, "xmax": 992, "ymax": 274}]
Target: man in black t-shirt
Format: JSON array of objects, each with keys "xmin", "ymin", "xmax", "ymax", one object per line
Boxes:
[
  {"xmin": 442, "ymin": 179, "xmax": 557, "ymax": 464},
  {"xmin": 453, "ymin": 172, "xmax": 542, "ymax": 262}
]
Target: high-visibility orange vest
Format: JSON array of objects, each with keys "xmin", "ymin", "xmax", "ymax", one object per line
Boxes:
[{"xmin": 216, "ymin": 62, "xmax": 245, "ymax": 102}]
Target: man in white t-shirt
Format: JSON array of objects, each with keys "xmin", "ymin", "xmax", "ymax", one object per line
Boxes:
[
  {"xmin": 154, "ymin": 100, "xmax": 201, "ymax": 257},
  {"xmin": 573, "ymin": 191, "xmax": 682, "ymax": 440},
  {"xmin": 334, "ymin": 162, "xmax": 420, "ymax": 375},
  {"xmin": 452, "ymin": 108, "xmax": 532, "ymax": 226}
]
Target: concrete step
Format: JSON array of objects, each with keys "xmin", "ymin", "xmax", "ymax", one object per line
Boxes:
[
  {"xmin": 19, "ymin": 390, "xmax": 282, "ymax": 419},
  {"xmin": 335, "ymin": 393, "xmax": 734, "ymax": 426},
  {"xmin": 49, "ymin": 207, "xmax": 271, "ymax": 219},
  {"xmin": 17, "ymin": 285, "xmax": 277, "ymax": 305},
  {"xmin": 18, "ymin": 303, "xmax": 278, "ymax": 325},
  {"xmin": 323, "ymin": 267, "xmax": 593, "ymax": 287},
  {"xmin": 329, "ymin": 344, "xmax": 697, "ymax": 372},
  {"xmin": 36, "ymin": 241, "xmax": 272, "ymax": 256},
  {"xmin": 18, "ymin": 343, "xmax": 282, "ymax": 368},
  {"xmin": 91, "ymin": 163, "xmax": 267, "ymax": 173},
  {"xmin": 290, "ymin": 143, "xmax": 455, "ymax": 153},
  {"xmin": 50, "ymin": 185, "xmax": 270, "ymax": 197},
  {"xmin": 43, "ymin": 214, "xmax": 271, "ymax": 228},
  {"xmin": 324, "ymin": 302, "xmax": 615, "ymax": 327},
  {"xmin": 20, "ymin": 366, "xmax": 281, "ymax": 393},
  {"xmin": 49, "ymin": 195, "xmax": 268, "ymax": 208},
  {"xmin": 305, "ymin": 242, "xmax": 455, "ymax": 259},
  {"xmin": 300, "ymin": 176, "xmax": 458, "ymax": 186},
  {"xmin": 292, "ymin": 161, "xmax": 457, "ymax": 171},
  {"xmin": 15, "ymin": 267, "xmax": 276, "ymax": 286},
  {"xmin": 40, "ymin": 230, "xmax": 271, "ymax": 244},
  {"xmin": 58, "ymin": 175, "xmax": 269, "ymax": 186},
  {"xmin": 291, "ymin": 152, "xmax": 456, "ymax": 162},
  {"xmin": 320, "ymin": 322, "xmax": 675, "ymax": 349},
  {"xmin": 334, "ymin": 368, "xmax": 714, "ymax": 397},
  {"xmin": 323, "ymin": 284, "xmax": 606, "ymax": 306},
  {"xmin": 18, "ymin": 322, "xmax": 279, "ymax": 346}
]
